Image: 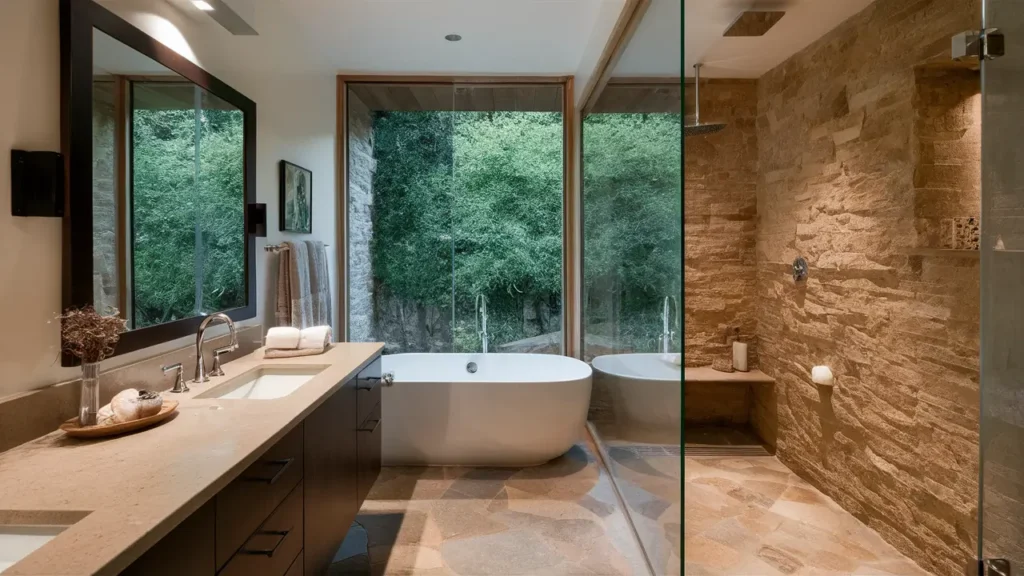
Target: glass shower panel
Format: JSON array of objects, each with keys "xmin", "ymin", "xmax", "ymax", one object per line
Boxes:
[
  {"xmin": 451, "ymin": 84, "xmax": 565, "ymax": 355},
  {"xmin": 980, "ymin": 4, "xmax": 1024, "ymax": 571},
  {"xmin": 581, "ymin": 86, "xmax": 682, "ymax": 362},
  {"xmin": 345, "ymin": 83, "xmax": 455, "ymax": 352}
]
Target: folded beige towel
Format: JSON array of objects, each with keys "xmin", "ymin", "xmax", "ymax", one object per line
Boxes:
[
  {"xmin": 299, "ymin": 326, "xmax": 332, "ymax": 350},
  {"xmin": 266, "ymin": 327, "xmax": 301, "ymax": 350},
  {"xmin": 264, "ymin": 345, "xmax": 332, "ymax": 359}
]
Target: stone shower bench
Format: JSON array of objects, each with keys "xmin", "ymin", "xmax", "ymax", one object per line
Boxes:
[
  {"xmin": 684, "ymin": 367, "xmax": 775, "ymax": 433},
  {"xmin": 684, "ymin": 367, "xmax": 775, "ymax": 384}
]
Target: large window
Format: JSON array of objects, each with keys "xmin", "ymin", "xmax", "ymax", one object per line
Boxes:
[
  {"xmin": 582, "ymin": 82, "xmax": 682, "ymax": 361},
  {"xmin": 345, "ymin": 82, "xmax": 566, "ymax": 354}
]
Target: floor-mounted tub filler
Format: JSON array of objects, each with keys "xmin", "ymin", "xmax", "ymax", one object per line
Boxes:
[{"xmin": 380, "ymin": 353, "xmax": 592, "ymax": 466}]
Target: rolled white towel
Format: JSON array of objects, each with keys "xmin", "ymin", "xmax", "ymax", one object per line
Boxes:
[
  {"xmin": 298, "ymin": 325, "xmax": 332, "ymax": 350},
  {"xmin": 266, "ymin": 327, "xmax": 301, "ymax": 350}
]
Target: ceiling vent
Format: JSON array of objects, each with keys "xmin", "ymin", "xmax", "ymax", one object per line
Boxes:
[{"xmin": 723, "ymin": 11, "xmax": 785, "ymax": 37}]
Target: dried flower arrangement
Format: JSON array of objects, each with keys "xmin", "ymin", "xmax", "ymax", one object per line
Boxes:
[{"xmin": 59, "ymin": 306, "xmax": 127, "ymax": 364}]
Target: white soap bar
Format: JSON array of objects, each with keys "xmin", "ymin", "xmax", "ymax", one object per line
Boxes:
[
  {"xmin": 732, "ymin": 342, "xmax": 748, "ymax": 372},
  {"xmin": 811, "ymin": 365, "xmax": 834, "ymax": 387}
]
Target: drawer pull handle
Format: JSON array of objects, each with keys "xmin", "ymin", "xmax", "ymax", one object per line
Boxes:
[
  {"xmin": 240, "ymin": 528, "xmax": 290, "ymax": 557},
  {"xmin": 358, "ymin": 372, "xmax": 394, "ymax": 390},
  {"xmin": 358, "ymin": 419, "xmax": 381, "ymax": 433},
  {"xmin": 243, "ymin": 458, "xmax": 294, "ymax": 485}
]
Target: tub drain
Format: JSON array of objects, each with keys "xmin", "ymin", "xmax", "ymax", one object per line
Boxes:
[{"xmin": 466, "ymin": 362, "xmax": 478, "ymax": 373}]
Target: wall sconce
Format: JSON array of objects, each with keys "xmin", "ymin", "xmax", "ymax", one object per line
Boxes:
[{"xmin": 10, "ymin": 150, "xmax": 64, "ymax": 217}]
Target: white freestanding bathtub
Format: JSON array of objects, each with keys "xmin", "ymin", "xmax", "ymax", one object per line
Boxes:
[
  {"xmin": 380, "ymin": 353, "xmax": 592, "ymax": 466},
  {"xmin": 591, "ymin": 353, "xmax": 681, "ymax": 436}
]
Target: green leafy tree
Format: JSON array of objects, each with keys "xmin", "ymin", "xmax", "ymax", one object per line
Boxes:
[
  {"xmin": 131, "ymin": 89, "xmax": 244, "ymax": 328},
  {"xmin": 365, "ymin": 110, "xmax": 680, "ymax": 355},
  {"xmin": 582, "ymin": 113, "xmax": 682, "ymax": 355}
]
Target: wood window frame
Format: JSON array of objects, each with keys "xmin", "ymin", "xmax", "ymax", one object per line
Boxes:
[{"xmin": 336, "ymin": 75, "xmax": 578, "ymax": 356}]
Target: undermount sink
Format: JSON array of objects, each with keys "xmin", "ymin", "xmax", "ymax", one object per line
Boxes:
[
  {"xmin": 0, "ymin": 526, "xmax": 67, "ymax": 572},
  {"xmin": 195, "ymin": 365, "xmax": 327, "ymax": 400},
  {"xmin": 0, "ymin": 511, "xmax": 88, "ymax": 573}
]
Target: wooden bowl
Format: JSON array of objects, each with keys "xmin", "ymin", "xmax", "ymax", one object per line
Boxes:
[{"xmin": 60, "ymin": 400, "xmax": 179, "ymax": 438}]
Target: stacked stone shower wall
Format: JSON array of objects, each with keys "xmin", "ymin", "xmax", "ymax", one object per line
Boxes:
[
  {"xmin": 683, "ymin": 79, "xmax": 759, "ymax": 369},
  {"xmin": 751, "ymin": 0, "xmax": 981, "ymax": 574}
]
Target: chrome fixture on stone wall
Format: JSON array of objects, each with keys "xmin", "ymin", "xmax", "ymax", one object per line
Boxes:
[{"xmin": 792, "ymin": 257, "xmax": 809, "ymax": 283}]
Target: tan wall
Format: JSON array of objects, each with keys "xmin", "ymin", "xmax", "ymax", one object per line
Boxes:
[
  {"xmin": 683, "ymin": 79, "xmax": 759, "ymax": 369},
  {"xmin": 751, "ymin": 0, "xmax": 981, "ymax": 574},
  {"xmin": 0, "ymin": 1, "xmax": 337, "ymax": 404}
]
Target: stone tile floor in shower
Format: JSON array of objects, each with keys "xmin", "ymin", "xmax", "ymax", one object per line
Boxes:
[
  {"xmin": 330, "ymin": 435, "xmax": 649, "ymax": 575},
  {"xmin": 685, "ymin": 456, "xmax": 932, "ymax": 575}
]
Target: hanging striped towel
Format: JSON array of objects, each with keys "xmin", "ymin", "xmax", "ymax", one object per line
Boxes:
[
  {"xmin": 305, "ymin": 240, "xmax": 332, "ymax": 330},
  {"xmin": 275, "ymin": 241, "xmax": 312, "ymax": 328}
]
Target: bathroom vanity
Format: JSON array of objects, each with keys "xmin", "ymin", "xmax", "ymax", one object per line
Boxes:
[{"xmin": 0, "ymin": 343, "xmax": 384, "ymax": 576}]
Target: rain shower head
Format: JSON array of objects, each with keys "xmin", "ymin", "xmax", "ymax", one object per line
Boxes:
[{"xmin": 685, "ymin": 63, "xmax": 726, "ymax": 138}]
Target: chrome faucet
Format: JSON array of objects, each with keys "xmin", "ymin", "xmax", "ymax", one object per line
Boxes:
[
  {"xmin": 476, "ymin": 294, "xmax": 489, "ymax": 354},
  {"xmin": 193, "ymin": 312, "xmax": 238, "ymax": 383},
  {"xmin": 661, "ymin": 296, "xmax": 678, "ymax": 354}
]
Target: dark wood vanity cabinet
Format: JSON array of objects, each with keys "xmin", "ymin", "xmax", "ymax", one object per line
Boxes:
[
  {"xmin": 121, "ymin": 356, "xmax": 383, "ymax": 576},
  {"xmin": 302, "ymin": 375, "xmax": 359, "ymax": 575}
]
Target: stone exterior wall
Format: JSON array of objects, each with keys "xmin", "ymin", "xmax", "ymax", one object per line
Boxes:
[
  {"xmin": 751, "ymin": 0, "xmax": 980, "ymax": 574},
  {"xmin": 347, "ymin": 93, "xmax": 376, "ymax": 343},
  {"xmin": 683, "ymin": 79, "xmax": 759, "ymax": 369}
]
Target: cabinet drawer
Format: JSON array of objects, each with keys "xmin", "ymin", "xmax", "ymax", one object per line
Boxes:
[
  {"xmin": 356, "ymin": 402, "xmax": 382, "ymax": 505},
  {"xmin": 217, "ymin": 424, "xmax": 304, "ymax": 570},
  {"xmin": 356, "ymin": 356, "xmax": 382, "ymax": 426},
  {"xmin": 220, "ymin": 481, "xmax": 304, "ymax": 576}
]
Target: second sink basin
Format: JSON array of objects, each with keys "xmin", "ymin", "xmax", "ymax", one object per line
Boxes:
[{"xmin": 195, "ymin": 365, "xmax": 327, "ymax": 400}]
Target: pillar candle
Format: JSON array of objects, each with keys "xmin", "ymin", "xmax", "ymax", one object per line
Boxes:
[{"xmin": 733, "ymin": 341, "xmax": 748, "ymax": 372}]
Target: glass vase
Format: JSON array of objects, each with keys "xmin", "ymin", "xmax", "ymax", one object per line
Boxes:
[{"xmin": 78, "ymin": 362, "xmax": 101, "ymax": 426}]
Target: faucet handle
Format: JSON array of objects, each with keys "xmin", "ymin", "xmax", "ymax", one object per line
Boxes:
[
  {"xmin": 210, "ymin": 346, "xmax": 233, "ymax": 377},
  {"xmin": 162, "ymin": 363, "xmax": 189, "ymax": 394}
]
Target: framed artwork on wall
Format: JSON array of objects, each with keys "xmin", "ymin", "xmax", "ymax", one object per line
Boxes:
[{"xmin": 279, "ymin": 160, "xmax": 312, "ymax": 233}]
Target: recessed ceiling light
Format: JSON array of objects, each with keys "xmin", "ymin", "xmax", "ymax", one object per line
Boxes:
[
  {"xmin": 445, "ymin": 34, "xmax": 462, "ymax": 42},
  {"xmin": 193, "ymin": 0, "xmax": 215, "ymax": 11}
]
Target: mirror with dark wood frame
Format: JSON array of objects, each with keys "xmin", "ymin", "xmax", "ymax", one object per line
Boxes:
[{"xmin": 61, "ymin": 0, "xmax": 256, "ymax": 366}]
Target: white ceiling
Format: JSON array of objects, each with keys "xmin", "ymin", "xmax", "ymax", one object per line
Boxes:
[
  {"xmin": 94, "ymin": 28, "xmax": 175, "ymax": 75},
  {"xmin": 684, "ymin": 0, "xmax": 876, "ymax": 78},
  {"xmin": 101, "ymin": 0, "xmax": 622, "ymax": 76},
  {"xmin": 613, "ymin": 0, "xmax": 680, "ymax": 77}
]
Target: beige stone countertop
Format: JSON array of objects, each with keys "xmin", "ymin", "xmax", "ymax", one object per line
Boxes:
[
  {"xmin": 0, "ymin": 342, "xmax": 384, "ymax": 576},
  {"xmin": 684, "ymin": 366, "xmax": 775, "ymax": 384}
]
